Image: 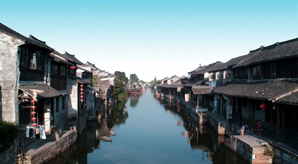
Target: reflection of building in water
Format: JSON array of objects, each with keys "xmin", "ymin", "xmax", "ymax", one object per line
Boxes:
[
  {"xmin": 96, "ymin": 118, "xmax": 115, "ymax": 142},
  {"xmin": 177, "ymin": 121, "xmax": 181, "ymax": 126}
]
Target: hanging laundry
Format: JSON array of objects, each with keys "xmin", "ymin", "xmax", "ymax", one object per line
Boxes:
[
  {"xmin": 26, "ymin": 126, "xmax": 30, "ymax": 138},
  {"xmin": 40, "ymin": 125, "xmax": 46, "ymax": 140}
]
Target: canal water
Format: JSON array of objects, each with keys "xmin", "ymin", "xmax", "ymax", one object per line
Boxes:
[{"xmin": 46, "ymin": 89, "xmax": 248, "ymax": 164}]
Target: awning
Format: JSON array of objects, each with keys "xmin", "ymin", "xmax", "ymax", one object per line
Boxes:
[
  {"xmin": 19, "ymin": 83, "xmax": 61, "ymax": 99},
  {"xmin": 77, "ymin": 78, "xmax": 92, "ymax": 84}
]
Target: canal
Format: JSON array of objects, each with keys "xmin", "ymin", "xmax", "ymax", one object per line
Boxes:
[{"xmin": 46, "ymin": 89, "xmax": 248, "ymax": 164}]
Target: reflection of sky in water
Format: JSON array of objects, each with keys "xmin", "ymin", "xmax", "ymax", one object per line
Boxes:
[{"xmin": 87, "ymin": 89, "xmax": 212, "ymax": 164}]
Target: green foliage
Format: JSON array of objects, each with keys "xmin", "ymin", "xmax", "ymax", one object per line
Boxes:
[
  {"xmin": 150, "ymin": 80, "xmax": 159, "ymax": 88},
  {"xmin": 114, "ymin": 71, "xmax": 128, "ymax": 101},
  {"xmin": 0, "ymin": 121, "xmax": 23, "ymax": 152},
  {"xmin": 130, "ymin": 97, "xmax": 139, "ymax": 108},
  {"xmin": 114, "ymin": 99, "xmax": 129, "ymax": 124},
  {"xmin": 92, "ymin": 76, "xmax": 99, "ymax": 86},
  {"xmin": 139, "ymin": 80, "xmax": 145, "ymax": 84},
  {"xmin": 263, "ymin": 145, "xmax": 274, "ymax": 156},
  {"xmin": 115, "ymin": 71, "xmax": 128, "ymax": 84},
  {"xmin": 130, "ymin": 73, "xmax": 139, "ymax": 83}
]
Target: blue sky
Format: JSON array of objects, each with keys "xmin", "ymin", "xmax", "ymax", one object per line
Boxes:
[{"xmin": 2, "ymin": 0, "xmax": 298, "ymax": 81}]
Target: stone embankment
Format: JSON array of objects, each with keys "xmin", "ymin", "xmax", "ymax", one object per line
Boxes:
[{"xmin": 16, "ymin": 129, "xmax": 77, "ymax": 164}]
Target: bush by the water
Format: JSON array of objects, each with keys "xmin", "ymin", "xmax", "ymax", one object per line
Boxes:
[{"xmin": 0, "ymin": 121, "xmax": 23, "ymax": 152}]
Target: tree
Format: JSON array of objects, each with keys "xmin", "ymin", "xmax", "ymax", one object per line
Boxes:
[
  {"xmin": 130, "ymin": 73, "xmax": 139, "ymax": 83},
  {"xmin": 92, "ymin": 76, "xmax": 99, "ymax": 86},
  {"xmin": 114, "ymin": 71, "xmax": 128, "ymax": 101},
  {"xmin": 150, "ymin": 79, "xmax": 160, "ymax": 88}
]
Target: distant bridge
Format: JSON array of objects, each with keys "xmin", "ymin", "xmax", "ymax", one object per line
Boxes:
[{"xmin": 140, "ymin": 83, "xmax": 151, "ymax": 89}]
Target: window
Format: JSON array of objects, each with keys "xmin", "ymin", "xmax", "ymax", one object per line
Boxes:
[
  {"xmin": 60, "ymin": 65, "xmax": 65, "ymax": 76},
  {"xmin": 210, "ymin": 73, "xmax": 215, "ymax": 80},
  {"xmin": 30, "ymin": 51, "xmax": 42, "ymax": 70},
  {"xmin": 36, "ymin": 51, "xmax": 42, "ymax": 70},
  {"xmin": 30, "ymin": 53, "xmax": 37, "ymax": 69},
  {"xmin": 226, "ymin": 73, "xmax": 231, "ymax": 79},
  {"xmin": 21, "ymin": 47, "xmax": 29, "ymax": 68},
  {"xmin": 270, "ymin": 62, "xmax": 276, "ymax": 78},
  {"xmin": 53, "ymin": 64, "xmax": 58, "ymax": 75},
  {"xmin": 253, "ymin": 65, "xmax": 262, "ymax": 79}
]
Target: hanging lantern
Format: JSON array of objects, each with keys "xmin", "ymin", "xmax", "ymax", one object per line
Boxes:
[
  {"xmin": 32, "ymin": 123, "xmax": 37, "ymax": 127},
  {"xmin": 80, "ymin": 92, "xmax": 83, "ymax": 95},
  {"xmin": 80, "ymin": 88, "xmax": 83, "ymax": 91},
  {"xmin": 31, "ymin": 111, "xmax": 36, "ymax": 115},
  {"xmin": 31, "ymin": 117, "xmax": 36, "ymax": 121},
  {"xmin": 31, "ymin": 100, "xmax": 36, "ymax": 104},
  {"xmin": 30, "ymin": 106, "xmax": 36, "ymax": 110},
  {"xmin": 260, "ymin": 104, "xmax": 267, "ymax": 109},
  {"xmin": 230, "ymin": 99, "xmax": 235, "ymax": 103},
  {"xmin": 80, "ymin": 84, "xmax": 83, "ymax": 87},
  {"xmin": 80, "ymin": 96, "xmax": 83, "ymax": 99},
  {"xmin": 71, "ymin": 66, "xmax": 78, "ymax": 70},
  {"xmin": 80, "ymin": 99, "xmax": 83, "ymax": 102}
]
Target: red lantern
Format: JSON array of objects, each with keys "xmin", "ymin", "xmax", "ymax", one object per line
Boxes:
[
  {"xmin": 31, "ymin": 117, "xmax": 36, "ymax": 121},
  {"xmin": 71, "ymin": 66, "xmax": 78, "ymax": 70},
  {"xmin": 80, "ymin": 99, "xmax": 83, "ymax": 102},
  {"xmin": 31, "ymin": 111, "xmax": 36, "ymax": 115},
  {"xmin": 80, "ymin": 92, "xmax": 83, "ymax": 95},
  {"xmin": 30, "ymin": 106, "xmax": 36, "ymax": 110},
  {"xmin": 31, "ymin": 100, "xmax": 36, "ymax": 104},
  {"xmin": 80, "ymin": 88, "xmax": 83, "ymax": 91},
  {"xmin": 80, "ymin": 96, "xmax": 83, "ymax": 99},
  {"xmin": 80, "ymin": 84, "xmax": 83, "ymax": 87},
  {"xmin": 32, "ymin": 123, "xmax": 37, "ymax": 127},
  {"xmin": 260, "ymin": 104, "xmax": 267, "ymax": 109},
  {"xmin": 230, "ymin": 99, "xmax": 235, "ymax": 103}
]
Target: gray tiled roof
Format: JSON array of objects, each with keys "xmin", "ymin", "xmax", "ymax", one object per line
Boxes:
[
  {"xmin": 19, "ymin": 83, "xmax": 61, "ymax": 98},
  {"xmin": 0, "ymin": 23, "xmax": 54, "ymax": 51},
  {"xmin": 214, "ymin": 80, "xmax": 298, "ymax": 101},
  {"xmin": 276, "ymin": 91, "xmax": 298, "ymax": 106},
  {"xmin": 234, "ymin": 37, "xmax": 298, "ymax": 68},
  {"xmin": 208, "ymin": 54, "xmax": 251, "ymax": 72},
  {"xmin": 50, "ymin": 51, "xmax": 74, "ymax": 65},
  {"xmin": 63, "ymin": 51, "xmax": 84, "ymax": 65},
  {"xmin": 192, "ymin": 86, "xmax": 213, "ymax": 95}
]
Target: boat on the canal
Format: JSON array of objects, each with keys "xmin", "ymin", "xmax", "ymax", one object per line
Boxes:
[{"xmin": 127, "ymin": 88, "xmax": 142, "ymax": 95}]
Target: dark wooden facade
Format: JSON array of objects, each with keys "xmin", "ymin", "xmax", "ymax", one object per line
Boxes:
[
  {"xmin": 51, "ymin": 61, "xmax": 67, "ymax": 90},
  {"xmin": 19, "ymin": 45, "xmax": 50, "ymax": 81}
]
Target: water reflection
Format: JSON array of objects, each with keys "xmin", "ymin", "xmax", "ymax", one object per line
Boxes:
[
  {"xmin": 129, "ymin": 96, "xmax": 139, "ymax": 108},
  {"xmin": 154, "ymin": 94, "xmax": 249, "ymax": 164},
  {"xmin": 46, "ymin": 89, "xmax": 249, "ymax": 164}
]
